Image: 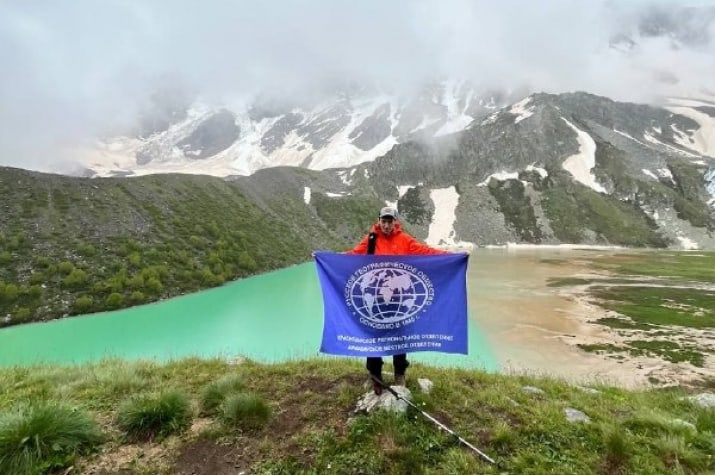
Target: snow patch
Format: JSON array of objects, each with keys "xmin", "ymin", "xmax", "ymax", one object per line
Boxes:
[
  {"xmin": 561, "ymin": 118, "xmax": 607, "ymax": 193},
  {"xmin": 435, "ymin": 81, "xmax": 474, "ymax": 136},
  {"xmin": 481, "ymin": 112, "xmax": 499, "ymax": 126},
  {"xmin": 509, "ymin": 97, "xmax": 535, "ymax": 124},
  {"xmin": 435, "ymin": 115, "xmax": 473, "ymax": 136},
  {"xmin": 477, "ymin": 171, "xmax": 519, "ymax": 187},
  {"xmin": 426, "ymin": 187, "xmax": 459, "ymax": 247},
  {"xmin": 526, "ymin": 164, "xmax": 548, "ymax": 178},
  {"xmin": 670, "ymin": 124, "xmax": 695, "ymax": 150},
  {"xmin": 656, "ymin": 168, "xmax": 673, "ymax": 180},
  {"xmin": 642, "ymin": 169, "xmax": 658, "ymax": 180},
  {"xmin": 303, "ymin": 187, "xmax": 311, "ymax": 205},
  {"xmin": 665, "ymin": 104, "xmax": 715, "ymax": 157},
  {"xmin": 613, "ymin": 129, "xmax": 649, "ymax": 147},
  {"xmin": 643, "ymin": 132, "xmax": 700, "ymax": 158},
  {"xmin": 666, "ymin": 98, "xmax": 715, "ymax": 108},
  {"xmin": 337, "ymin": 170, "xmax": 352, "ymax": 185},
  {"xmin": 706, "ymin": 168, "xmax": 715, "ymax": 206},
  {"xmin": 677, "ymin": 236, "xmax": 700, "ymax": 250},
  {"xmin": 309, "ymin": 100, "xmax": 399, "ymax": 169}
]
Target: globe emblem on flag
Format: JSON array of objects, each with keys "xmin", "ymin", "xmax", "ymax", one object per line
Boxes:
[{"xmin": 348, "ymin": 267, "xmax": 431, "ymax": 324}]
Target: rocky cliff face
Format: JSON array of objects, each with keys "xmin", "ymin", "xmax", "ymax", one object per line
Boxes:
[{"xmin": 342, "ymin": 92, "xmax": 715, "ymax": 249}]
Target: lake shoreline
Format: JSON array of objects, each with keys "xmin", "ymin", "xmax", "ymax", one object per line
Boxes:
[{"xmin": 472, "ymin": 250, "xmax": 714, "ymax": 389}]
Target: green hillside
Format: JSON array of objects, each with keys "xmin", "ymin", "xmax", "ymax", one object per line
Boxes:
[{"xmin": 0, "ymin": 167, "xmax": 378, "ymax": 327}]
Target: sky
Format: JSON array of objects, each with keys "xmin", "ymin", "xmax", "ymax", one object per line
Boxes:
[{"xmin": 0, "ymin": 0, "xmax": 714, "ymax": 170}]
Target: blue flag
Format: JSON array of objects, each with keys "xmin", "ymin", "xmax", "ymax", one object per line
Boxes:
[{"xmin": 314, "ymin": 251, "xmax": 469, "ymax": 357}]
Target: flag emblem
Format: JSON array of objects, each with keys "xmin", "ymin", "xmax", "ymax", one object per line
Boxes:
[{"xmin": 345, "ymin": 262, "xmax": 434, "ymax": 330}]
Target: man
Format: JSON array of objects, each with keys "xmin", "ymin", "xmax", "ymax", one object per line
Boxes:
[{"xmin": 346, "ymin": 206, "xmax": 448, "ymax": 395}]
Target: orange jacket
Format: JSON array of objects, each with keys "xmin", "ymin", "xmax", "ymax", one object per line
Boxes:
[{"xmin": 347, "ymin": 222, "xmax": 448, "ymax": 255}]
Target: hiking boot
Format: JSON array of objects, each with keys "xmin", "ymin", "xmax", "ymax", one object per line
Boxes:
[
  {"xmin": 394, "ymin": 374, "xmax": 406, "ymax": 386},
  {"xmin": 369, "ymin": 374, "xmax": 384, "ymax": 395}
]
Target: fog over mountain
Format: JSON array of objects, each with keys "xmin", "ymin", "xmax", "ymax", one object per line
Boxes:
[{"xmin": 1, "ymin": 0, "xmax": 714, "ymax": 172}]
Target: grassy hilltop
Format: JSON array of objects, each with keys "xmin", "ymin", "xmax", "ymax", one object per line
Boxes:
[{"xmin": 0, "ymin": 358, "xmax": 713, "ymax": 474}]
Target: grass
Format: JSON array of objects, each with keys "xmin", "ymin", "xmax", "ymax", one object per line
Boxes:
[
  {"xmin": 0, "ymin": 403, "xmax": 103, "ymax": 474},
  {"xmin": 219, "ymin": 393, "xmax": 271, "ymax": 430},
  {"xmin": 0, "ymin": 358, "xmax": 713, "ymax": 474},
  {"xmin": 541, "ymin": 182, "xmax": 667, "ymax": 247},
  {"xmin": 578, "ymin": 341, "xmax": 706, "ymax": 367},
  {"xmin": 593, "ymin": 317, "xmax": 653, "ymax": 330},
  {"xmin": 590, "ymin": 251, "xmax": 715, "ymax": 283},
  {"xmin": 546, "ymin": 277, "xmax": 593, "ymax": 287},
  {"xmin": 199, "ymin": 373, "xmax": 245, "ymax": 415},
  {"xmin": 590, "ymin": 286, "xmax": 715, "ymax": 329},
  {"xmin": 116, "ymin": 389, "xmax": 193, "ymax": 440},
  {"xmin": 546, "ymin": 251, "xmax": 714, "ymax": 370}
]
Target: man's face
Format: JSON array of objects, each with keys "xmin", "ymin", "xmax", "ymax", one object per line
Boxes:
[{"xmin": 379, "ymin": 216, "xmax": 395, "ymax": 235}]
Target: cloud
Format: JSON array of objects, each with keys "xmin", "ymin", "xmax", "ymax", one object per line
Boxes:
[{"xmin": 0, "ymin": 0, "xmax": 713, "ymax": 170}]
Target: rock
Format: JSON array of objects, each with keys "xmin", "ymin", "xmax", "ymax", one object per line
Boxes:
[
  {"xmin": 687, "ymin": 393, "xmax": 715, "ymax": 409},
  {"xmin": 564, "ymin": 408, "xmax": 591, "ymax": 423},
  {"xmin": 354, "ymin": 386, "xmax": 412, "ymax": 414},
  {"xmin": 417, "ymin": 378, "xmax": 434, "ymax": 393},
  {"xmin": 507, "ymin": 397, "xmax": 520, "ymax": 407},
  {"xmin": 670, "ymin": 418, "xmax": 697, "ymax": 433},
  {"xmin": 576, "ymin": 386, "xmax": 602, "ymax": 395},
  {"xmin": 227, "ymin": 356, "xmax": 246, "ymax": 366},
  {"xmin": 522, "ymin": 386, "xmax": 546, "ymax": 396}
]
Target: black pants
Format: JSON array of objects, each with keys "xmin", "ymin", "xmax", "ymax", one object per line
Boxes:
[{"xmin": 366, "ymin": 354, "xmax": 409, "ymax": 379}]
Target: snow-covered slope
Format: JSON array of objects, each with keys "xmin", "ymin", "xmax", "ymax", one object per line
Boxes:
[{"xmin": 74, "ymin": 81, "xmax": 510, "ymax": 178}]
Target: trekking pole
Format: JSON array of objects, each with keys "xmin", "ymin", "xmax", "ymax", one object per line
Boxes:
[{"xmin": 370, "ymin": 375, "xmax": 500, "ymax": 467}]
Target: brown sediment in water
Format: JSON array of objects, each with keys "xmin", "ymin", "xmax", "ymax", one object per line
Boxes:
[{"xmin": 468, "ymin": 249, "xmax": 714, "ymax": 388}]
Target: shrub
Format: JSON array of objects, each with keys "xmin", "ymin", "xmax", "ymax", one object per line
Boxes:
[
  {"xmin": 77, "ymin": 242, "xmax": 96, "ymax": 257},
  {"xmin": 145, "ymin": 277, "xmax": 163, "ymax": 294},
  {"xmin": 0, "ymin": 403, "xmax": 103, "ymax": 475},
  {"xmin": 0, "ymin": 283, "xmax": 19, "ymax": 302},
  {"xmin": 601, "ymin": 424, "xmax": 632, "ymax": 468},
  {"xmin": 129, "ymin": 291, "xmax": 145, "ymax": 303},
  {"xmin": 220, "ymin": 393, "xmax": 271, "ymax": 430},
  {"xmin": 62, "ymin": 269, "xmax": 88, "ymax": 288},
  {"xmin": 73, "ymin": 296, "xmax": 94, "ymax": 313},
  {"xmin": 200, "ymin": 374, "xmax": 245, "ymax": 415},
  {"xmin": 105, "ymin": 292, "xmax": 123, "ymax": 308},
  {"xmin": 57, "ymin": 261, "xmax": 74, "ymax": 275},
  {"xmin": 117, "ymin": 390, "xmax": 192, "ymax": 440},
  {"xmin": 128, "ymin": 252, "xmax": 141, "ymax": 267},
  {"xmin": 14, "ymin": 307, "xmax": 31, "ymax": 322},
  {"xmin": 29, "ymin": 272, "xmax": 45, "ymax": 285},
  {"xmin": 237, "ymin": 252, "xmax": 257, "ymax": 272}
]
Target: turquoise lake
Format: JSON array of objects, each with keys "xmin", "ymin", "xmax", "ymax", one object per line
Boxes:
[{"xmin": 0, "ymin": 262, "xmax": 496, "ymax": 370}]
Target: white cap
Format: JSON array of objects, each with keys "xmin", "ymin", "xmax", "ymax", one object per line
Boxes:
[{"xmin": 379, "ymin": 206, "xmax": 398, "ymax": 219}]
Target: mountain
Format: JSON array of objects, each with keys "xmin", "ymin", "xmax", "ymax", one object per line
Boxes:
[
  {"xmin": 1, "ymin": 91, "xmax": 714, "ymax": 326},
  {"xmin": 362, "ymin": 92, "xmax": 715, "ymax": 249},
  {"xmin": 72, "ymin": 81, "xmax": 515, "ymax": 178}
]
